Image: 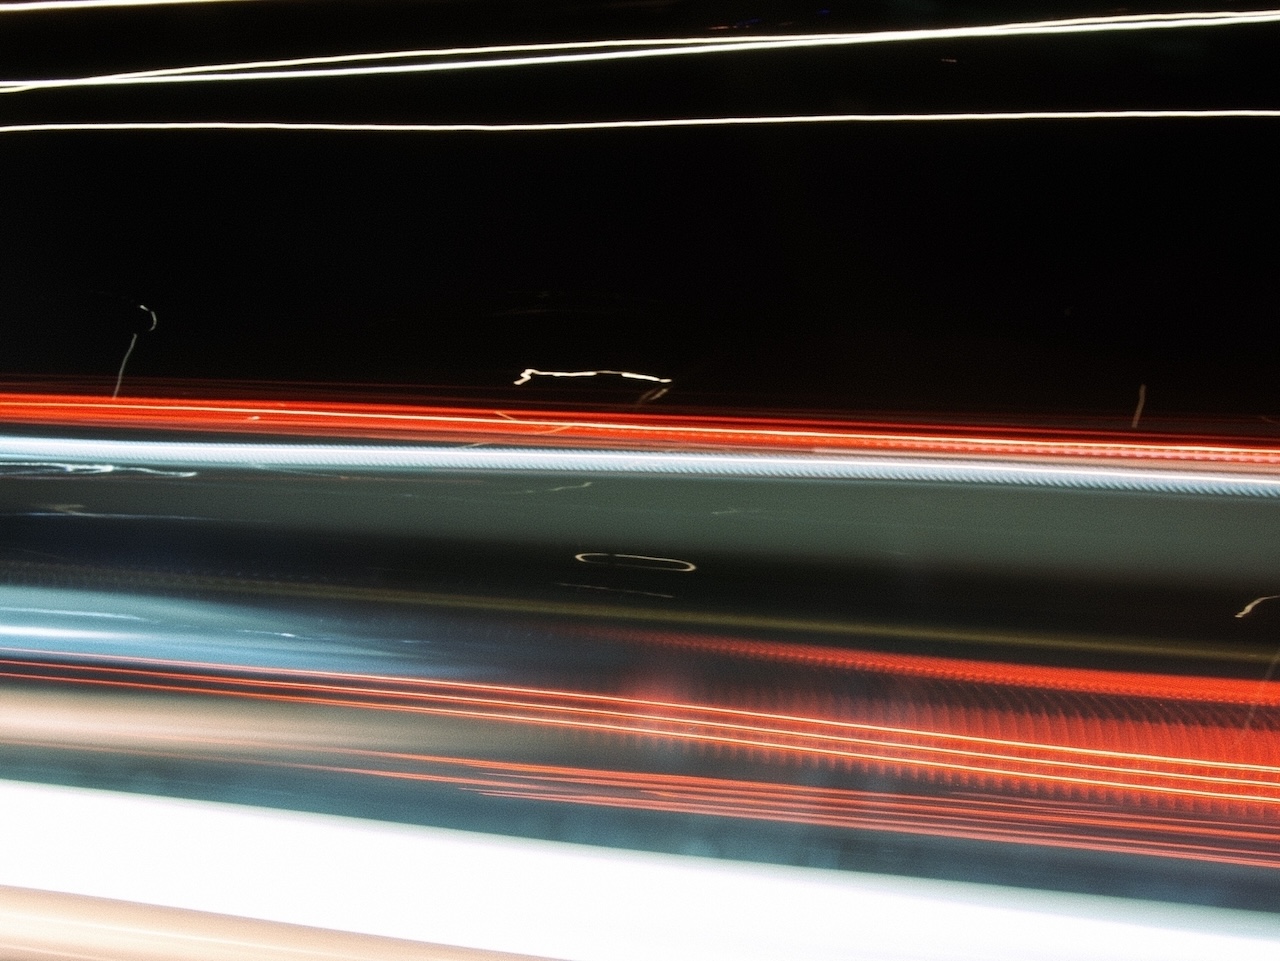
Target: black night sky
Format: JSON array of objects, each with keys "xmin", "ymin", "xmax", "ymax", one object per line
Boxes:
[{"xmin": 1, "ymin": 1, "xmax": 1277, "ymax": 423}]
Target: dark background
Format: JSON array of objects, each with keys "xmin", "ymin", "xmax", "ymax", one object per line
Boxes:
[{"xmin": 1, "ymin": 0, "xmax": 1277, "ymax": 422}]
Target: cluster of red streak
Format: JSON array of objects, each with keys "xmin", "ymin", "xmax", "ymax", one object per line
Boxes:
[
  {"xmin": 3, "ymin": 640, "xmax": 1276, "ymax": 869},
  {"xmin": 2, "ymin": 391, "xmax": 1280, "ymax": 464},
  {"xmin": 2, "ymin": 392, "xmax": 1276, "ymax": 865}
]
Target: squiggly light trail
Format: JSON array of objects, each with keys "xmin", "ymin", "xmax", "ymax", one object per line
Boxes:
[
  {"xmin": 2, "ymin": 9, "xmax": 1279, "ymax": 93},
  {"xmin": 513, "ymin": 368, "xmax": 672, "ymax": 386}
]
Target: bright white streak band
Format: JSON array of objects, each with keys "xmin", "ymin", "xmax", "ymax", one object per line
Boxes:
[
  {"xmin": 3, "ymin": 9, "xmax": 1280, "ymax": 93},
  {"xmin": 1, "ymin": 435, "xmax": 1278, "ymax": 496},
  {"xmin": 1, "ymin": 111, "xmax": 1278, "ymax": 137},
  {"xmin": 0, "ymin": 780, "xmax": 1277, "ymax": 961}
]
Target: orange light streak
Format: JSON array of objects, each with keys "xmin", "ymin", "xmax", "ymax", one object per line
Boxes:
[
  {"xmin": 7, "ymin": 644, "xmax": 1278, "ymax": 757},
  {"xmin": 8, "ymin": 727, "xmax": 1276, "ymax": 869},
  {"xmin": 2, "ymin": 392, "xmax": 1279, "ymax": 465},
  {"xmin": 5, "ymin": 639, "xmax": 1278, "ymax": 869},
  {"xmin": 584, "ymin": 627, "xmax": 1280, "ymax": 708},
  {"xmin": 3, "ymin": 651, "xmax": 1277, "ymax": 817}
]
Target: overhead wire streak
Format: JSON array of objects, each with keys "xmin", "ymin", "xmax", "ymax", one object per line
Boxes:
[
  {"xmin": 3, "ymin": 112, "xmax": 1280, "ymax": 138},
  {"xmin": 2, "ymin": 9, "xmax": 1280, "ymax": 93}
]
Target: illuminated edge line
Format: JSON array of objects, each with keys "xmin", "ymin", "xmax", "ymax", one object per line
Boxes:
[
  {"xmin": 1, "ymin": 435, "xmax": 1278, "ymax": 495},
  {"xmin": 0, "ymin": 888, "xmax": 511, "ymax": 961},
  {"xmin": 1, "ymin": 779, "xmax": 1277, "ymax": 961},
  {"xmin": 2, "ymin": 112, "xmax": 1279, "ymax": 136},
  {"xmin": 0, "ymin": 0, "xmax": 251, "ymax": 10},
  {"xmin": 4, "ymin": 10, "xmax": 1280, "ymax": 92}
]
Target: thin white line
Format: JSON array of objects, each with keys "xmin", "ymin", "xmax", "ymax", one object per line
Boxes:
[
  {"xmin": 0, "ymin": 0, "xmax": 251, "ymax": 10},
  {"xmin": 3, "ymin": 10, "xmax": 1280, "ymax": 92},
  {"xmin": 574, "ymin": 553, "xmax": 697, "ymax": 572},
  {"xmin": 1130, "ymin": 384, "xmax": 1147, "ymax": 430},
  {"xmin": 2, "ymin": 112, "xmax": 1278, "ymax": 137},
  {"xmin": 0, "ymin": 41, "xmax": 755, "ymax": 92},
  {"xmin": 112, "ymin": 333, "xmax": 138, "ymax": 400},
  {"xmin": 556, "ymin": 582, "xmax": 676, "ymax": 599}
]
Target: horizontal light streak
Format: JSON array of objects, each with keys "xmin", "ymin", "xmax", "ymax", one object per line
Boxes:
[
  {"xmin": 33, "ymin": 735, "xmax": 1280, "ymax": 867},
  {"xmin": 0, "ymin": 887, "xmax": 490, "ymax": 961},
  {"xmin": 4, "ymin": 636, "xmax": 1278, "ymax": 868},
  {"xmin": 9, "ymin": 659, "xmax": 1273, "ymax": 787},
  {"xmin": 0, "ymin": 623, "xmax": 127, "ymax": 640},
  {"xmin": 488, "ymin": 792, "xmax": 1276, "ymax": 867},
  {"xmin": 5, "ymin": 9, "xmax": 1280, "ymax": 93},
  {"xmin": 10, "ymin": 643, "xmax": 1277, "ymax": 775},
  {"xmin": 0, "ymin": 0, "xmax": 249, "ymax": 10},
  {"xmin": 9, "ymin": 641, "xmax": 1280, "ymax": 752},
  {"xmin": 3, "ymin": 393, "xmax": 1279, "ymax": 464},
  {"xmin": 3, "ymin": 693, "xmax": 1280, "ymax": 868},
  {"xmin": 3, "ymin": 112, "xmax": 1280, "ymax": 137},
  {"xmin": 601, "ymin": 628, "xmax": 1280, "ymax": 707},
  {"xmin": 5, "ymin": 652, "xmax": 1277, "ymax": 809},
  {"xmin": 15, "ymin": 715, "xmax": 1278, "ymax": 841},
  {"xmin": 9, "ymin": 781, "xmax": 1280, "ymax": 961},
  {"xmin": 2, "ymin": 568, "xmax": 1264, "ymax": 676},
  {"xmin": 467, "ymin": 768, "xmax": 1280, "ymax": 868},
  {"xmin": 2, "ymin": 431, "xmax": 1278, "ymax": 495},
  {"xmin": 17, "ymin": 688, "xmax": 1275, "ymax": 810}
]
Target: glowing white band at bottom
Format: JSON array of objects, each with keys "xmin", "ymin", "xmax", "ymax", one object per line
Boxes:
[{"xmin": 0, "ymin": 779, "xmax": 1276, "ymax": 961}]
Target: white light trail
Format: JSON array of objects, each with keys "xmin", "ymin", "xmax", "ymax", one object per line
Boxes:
[
  {"xmin": 0, "ymin": 887, "xmax": 445, "ymax": 961},
  {"xmin": 0, "ymin": 623, "xmax": 128, "ymax": 641},
  {"xmin": 574, "ymin": 553, "xmax": 697, "ymax": 572},
  {"xmin": 1, "ymin": 434, "xmax": 1279, "ymax": 496},
  {"xmin": 3, "ymin": 9, "xmax": 1279, "ymax": 93},
  {"xmin": 1130, "ymin": 383, "xmax": 1148, "ymax": 429},
  {"xmin": 0, "ymin": 0, "xmax": 253, "ymax": 10},
  {"xmin": 1235, "ymin": 595, "xmax": 1280, "ymax": 618},
  {"xmin": 2, "ymin": 111, "xmax": 1278, "ymax": 138},
  {"xmin": 1, "ymin": 780, "xmax": 1278, "ymax": 961},
  {"xmin": 110, "ymin": 304, "xmax": 156, "ymax": 400}
]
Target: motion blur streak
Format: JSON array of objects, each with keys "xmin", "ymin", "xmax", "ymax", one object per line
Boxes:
[
  {"xmin": 4, "ymin": 441, "xmax": 1280, "ymax": 499},
  {"xmin": 0, "ymin": 885, "xmax": 533, "ymax": 961},
  {"xmin": 0, "ymin": 0, "xmax": 253, "ymax": 12},
  {"xmin": 3, "ymin": 414, "xmax": 1278, "ymax": 909},
  {"xmin": 4, "ymin": 635, "xmax": 1277, "ymax": 866},
  {"xmin": 2, "ymin": 393, "xmax": 1279, "ymax": 465},
  {"xmin": 596, "ymin": 629, "xmax": 1280, "ymax": 705},
  {"xmin": 5, "ymin": 782, "xmax": 1278, "ymax": 961},
  {"xmin": 4, "ymin": 112, "xmax": 1280, "ymax": 137},
  {"xmin": 5, "ymin": 9, "xmax": 1279, "ymax": 92}
]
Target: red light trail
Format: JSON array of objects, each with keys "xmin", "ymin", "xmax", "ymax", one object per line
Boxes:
[
  {"xmin": 3, "ymin": 641, "xmax": 1277, "ymax": 867},
  {"xmin": 3, "ymin": 391, "xmax": 1277, "ymax": 873},
  {"xmin": 2, "ymin": 392, "xmax": 1279, "ymax": 466}
]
